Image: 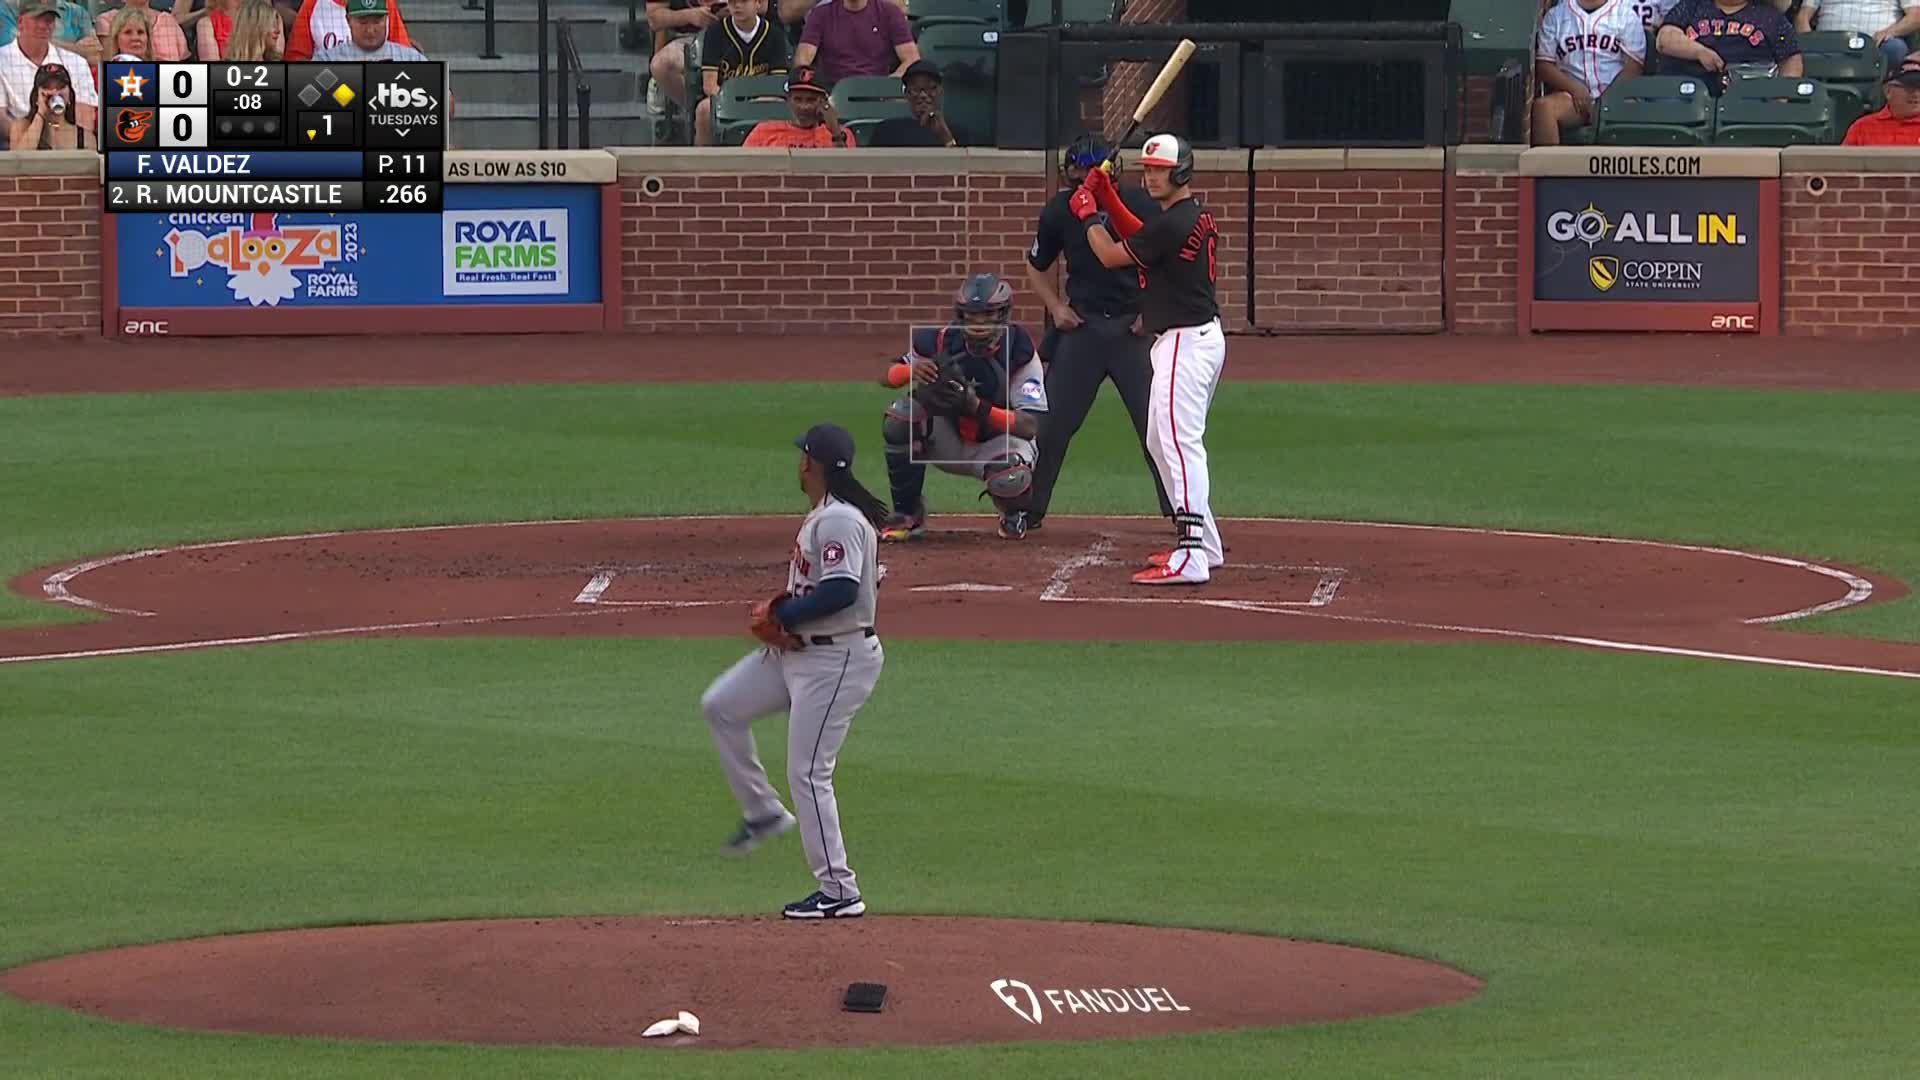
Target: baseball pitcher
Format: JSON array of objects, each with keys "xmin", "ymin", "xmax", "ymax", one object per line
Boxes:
[{"xmin": 701, "ymin": 422, "xmax": 890, "ymax": 920}]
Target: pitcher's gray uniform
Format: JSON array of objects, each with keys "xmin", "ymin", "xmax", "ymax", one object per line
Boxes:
[{"xmin": 701, "ymin": 494, "xmax": 883, "ymax": 912}]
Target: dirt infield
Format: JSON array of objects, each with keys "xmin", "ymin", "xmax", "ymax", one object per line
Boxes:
[
  {"xmin": 7, "ymin": 333, "xmax": 1920, "ymax": 397},
  {"xmin": 4, "ymin": 516, "xmax": 1915, "ymax": 679},
  {"xmin": 0, "ymin": 916, "xmax": 1481, "ymax": 1049}
]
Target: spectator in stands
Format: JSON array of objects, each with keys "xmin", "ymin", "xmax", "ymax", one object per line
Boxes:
[
  {"xmin": 1795, "ymin": 0, "xmax": 1918, "ymax": 67},
  {"xmin": 696, "ymin": 0, "xmax": 789, "ymax": 145},
  {"xmin": 1630, "ymin": 0, "xmax": 1683, "ymax": 70},
  {"xmin": 1534, "ymin": 0, "xmax": 1647, "ymax": 145},
  {"xmin": 223, "ymin": 0, "xmax": 284, "ymax": 59},
  {"xmin": 648, "ymin": 0, "xmax": 722, "ymax": 126},
  {"xmin": 1657, "ymin": 0, "xmax": 1804, "ymax": 87},
  {"xmin": 744, "ymin": 63, "xmax": 857, "ymax": 145},
  {"xmin": 1, "ymin": 0, "xmax": 97, "ymax": 146},
  {"xmin": 1, "ymin": 0, "xmax": 14, "ymax": 48},
  {"xmin": 775, "ymin": 0, "xmax": 809, "ymax": 49},
  {"xmin": 52, "ymin": 0, "xmax": 100, "ymax": 69},
  {"xmin": 103, "ymin": 6, "xmax": 153, "ymax": 58},
  {"xmin": 98, "ymin": 0, "xmax": 189, "ymax": 59},
  {"xmin": 793, "ymin": 0, "xmax": 918, "ymax": 85},
  {"xmin": 1843, "ymin": 54, "xmax": 1920, "ymax": 140},
  {"xmin": 6, "ymin": 60, "xmax": 93, "ymax": 148},
  {"xmin": 313, "ymin": 0, "xmax": 421, "ymax": 59},
  {"xmin": 196, "ymin": 0, "xmax": 237, "ymax": 57},
  {"xmin": 285, "ymin": 0, "xmax": 413, "ymax": 60},
  {"xmin": 868, "ymin": 58, "xmax": 966, "ymax": 146}
]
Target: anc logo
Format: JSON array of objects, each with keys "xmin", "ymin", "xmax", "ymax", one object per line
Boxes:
[
  {"xmin": 115, "ymin": 108, "xmax": 155, "ymax": 143},
  {"xmin": 1589, "ymin": 256, "xmax": 1620, "ymax": 292}
]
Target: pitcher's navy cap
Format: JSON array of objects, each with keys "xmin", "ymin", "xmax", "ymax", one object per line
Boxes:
[{"xmin": 795, "ymin": 423, "xmax": 855, "ymax": 470}]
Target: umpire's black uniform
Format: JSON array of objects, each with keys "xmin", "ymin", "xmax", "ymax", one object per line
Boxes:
[{"xmin": 1025, "ymin": 182, "xmax": 1173, "ymax": 526}]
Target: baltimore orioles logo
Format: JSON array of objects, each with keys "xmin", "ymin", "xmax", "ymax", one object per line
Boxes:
[{"xmin": 115, "ymin": 108, "xmax": 155, "ymax": 143}]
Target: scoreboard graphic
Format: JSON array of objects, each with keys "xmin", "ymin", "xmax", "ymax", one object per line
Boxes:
[{"xmin": 102, "ymin": 61, "xmax": 445, "ymax": 213}]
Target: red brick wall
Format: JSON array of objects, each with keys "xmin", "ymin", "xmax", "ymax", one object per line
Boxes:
[
  {"xmin": 620, "ymin": 171, "xmax": 1051, "ymax": 334},
  {"xmin": 1254, "ymin": 170, "xmax": 1445, "ymax": 332},
  {"xmin": 621, "ymin": 166, "xmax": 1441, "ymax": 334},
  {"xmin": 1781, "ymin": 173, "xmax": 1920, "ymax": 338},
  {"xmin": 1447, "ymin": 172, "xmax": 1519, "ymax": 334},
  {"xmin": 0, "ymin": 175, "xmax": 101, "ymax": 337},
  {"xmin": 1461, "ymin": 76, "xmax": 1498, "ymax": 144}
]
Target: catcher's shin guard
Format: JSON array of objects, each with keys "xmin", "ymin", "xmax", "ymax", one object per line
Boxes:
[{"xmin": 882, "ymin": 398, "xmax": 929, "ymax": 518}]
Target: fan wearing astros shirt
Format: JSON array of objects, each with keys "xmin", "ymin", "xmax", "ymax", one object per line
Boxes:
[
  {"xmin": 285, "ymin": 0, "xmax": 415, "ymax": 61},
  {"xmin": 1534, "ymin": 0, "xmax": 1647, "ymax": 146}
]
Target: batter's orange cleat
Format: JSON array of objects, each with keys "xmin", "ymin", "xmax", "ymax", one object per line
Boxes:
[{"xmin": 1132, "ymin": 552, "xmax": 1207, "ymax": 586}]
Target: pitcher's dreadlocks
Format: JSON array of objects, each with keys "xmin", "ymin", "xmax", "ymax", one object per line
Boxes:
[{"xmin": 827, "ymin": 466, "xmax": 891, "ymax": 529}]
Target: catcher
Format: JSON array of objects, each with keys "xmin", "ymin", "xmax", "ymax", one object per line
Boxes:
[
  {"xmin": 700, "ymin": 422, "xmax": 891, "ymax": 920},
  {"xmin": 877, "ymin": 272, "xmax": 1047, "ymax": 541}
]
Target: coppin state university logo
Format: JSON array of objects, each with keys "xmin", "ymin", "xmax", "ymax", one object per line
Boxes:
[{"xmin": 161, "ymin": 213, "xmax": 361, "ymax": 307}]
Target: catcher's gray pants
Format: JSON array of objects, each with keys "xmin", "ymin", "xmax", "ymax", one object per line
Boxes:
[
  {"xmin": 922, "ymin": 418, "xmax": 1036, "ymax": 479},
  {"xmin": 701, "ymin": 635, "xmax": 885, "ymax": 901}
]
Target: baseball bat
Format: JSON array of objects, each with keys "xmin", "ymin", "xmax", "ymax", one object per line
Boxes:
[{"xmin": 1104, "ymin": 38, "xmax": 1197, "ymax": 171}]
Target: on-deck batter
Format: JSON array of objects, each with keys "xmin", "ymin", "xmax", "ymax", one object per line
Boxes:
[
  {"xmin": 700, "ymin": 422, "xmax": 891, "ymax": 920},
  {"xmin": 1075, "ymin": 133, "xmax": 1226, "ymax": 585}
]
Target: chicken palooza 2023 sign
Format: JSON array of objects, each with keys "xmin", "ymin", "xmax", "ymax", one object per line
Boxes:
[
  {"xmin": 111, "ymin": 181, "xmax": 608, "ymax": 335},
  {"xmin": 1521, "ymin": 151, "xmax": 1780, "ymax": 334}
]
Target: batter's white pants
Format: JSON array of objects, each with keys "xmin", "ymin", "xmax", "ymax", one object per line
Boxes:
[
  {"xmin": 1145, "ymin": 319, "xmax": 1227, "ymax": 579},
  {"xmin": 701, "ymin": 636, "xmax": 883, "ymax": 901}
]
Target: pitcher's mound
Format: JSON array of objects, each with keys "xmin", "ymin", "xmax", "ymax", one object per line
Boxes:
[{"xmin": 1, "ymin": 916, "xmax": 1481, "ymax": 1049}]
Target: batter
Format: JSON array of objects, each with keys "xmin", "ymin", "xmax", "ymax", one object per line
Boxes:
[{"xmin": 1075, "ymin": 133, "xmax": 1227, "ymax": 585}]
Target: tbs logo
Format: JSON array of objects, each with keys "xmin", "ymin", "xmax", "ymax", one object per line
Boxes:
[{"xmin": 372, "ymin": 82, "xmax": 436, "ymax": 111}]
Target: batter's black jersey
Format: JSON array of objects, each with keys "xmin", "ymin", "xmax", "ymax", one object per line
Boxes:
[
  {"xmin": 1123, "ymin": 196, "xmax": 1220, "ymax": 335},
  {"xmin": 1028, "ymin": 184, "xmax": 1161, "ymax": 317}
]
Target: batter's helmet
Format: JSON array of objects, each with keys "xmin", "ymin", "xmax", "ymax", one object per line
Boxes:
[
  {"xmin": 1139, "ymin": 133, "xmax": 1194, "ymax": 187},
  {"xmin": 953, "ymin": 272, "xmax": 1014, "ymax": 355}
]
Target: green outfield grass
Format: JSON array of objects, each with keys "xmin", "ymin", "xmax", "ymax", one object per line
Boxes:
[
  {"xmin": 2, "ymin": 381, "xmax": 1918, "ymax": 638},
  {"xmin": 3, "ymin": 638, "xmax": 1918, "ymax": 1078}
]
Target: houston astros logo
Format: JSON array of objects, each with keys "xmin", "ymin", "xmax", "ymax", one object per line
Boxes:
[
  {"xmin": 989, "ymin": 979, "xmax": 1044, "ymax": 1025},
  {"xmin": 114, "ymin": 71, "xmax": 149, "ymax": 99},
  {"xmin": 1589, "ymin": 256, "xmax": 1620, "ymax": 292},
  {"xmin": 115, "ymin": 108, "xmax": 155, "ymax": 143}
]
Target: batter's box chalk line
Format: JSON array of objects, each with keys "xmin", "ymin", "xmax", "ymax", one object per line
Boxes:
[{"xmin": 571, "ymin": 568, "xmax": 750, "ymax": 608}]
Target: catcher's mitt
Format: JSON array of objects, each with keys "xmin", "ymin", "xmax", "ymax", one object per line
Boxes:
[
  {"xmin": 749, "ymin": 592, "xmax": 804, "ymax": 651},
  {"xmin": 917, "ymin": 372, "xmax": 978, "ymax": 416}
]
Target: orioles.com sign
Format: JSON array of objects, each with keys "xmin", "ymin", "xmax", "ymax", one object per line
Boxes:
[{"xmin": 1534, "ymin": 177, "xmax": 1761, "ymax": 304}]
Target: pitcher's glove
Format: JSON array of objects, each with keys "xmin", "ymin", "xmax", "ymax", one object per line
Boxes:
[{"xmin": 749, "ymin": 592, "xmax": 804, "ymax": 651}]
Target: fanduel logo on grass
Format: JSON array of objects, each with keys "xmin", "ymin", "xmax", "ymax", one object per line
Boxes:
[{"xmin": 988, "ymin": 978, "xmax": 1193, "ymax": 1025}]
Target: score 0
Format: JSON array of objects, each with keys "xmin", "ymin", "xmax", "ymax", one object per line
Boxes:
[{"xmin": 158, "ymin": 63, "xmax": 208, "ymax": 147}]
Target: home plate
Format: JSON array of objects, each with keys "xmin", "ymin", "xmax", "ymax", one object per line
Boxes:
[{"xmin": 910, "ymin": 583, "xmax": 1015, "ymax": 593}]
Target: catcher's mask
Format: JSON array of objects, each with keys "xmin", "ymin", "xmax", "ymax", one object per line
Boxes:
[{"xmin": 953, "ymin": 272, "xmax": 1013, "ymax": 356}]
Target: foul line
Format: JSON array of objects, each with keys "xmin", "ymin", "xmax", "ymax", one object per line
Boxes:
[
  {"xmin": 0, "ymin": 609, "xmax": 624, "ymax": 667},
  {"xmin": 1221, "ymin": 603, "xmax": 1920, "ymax": 683}
]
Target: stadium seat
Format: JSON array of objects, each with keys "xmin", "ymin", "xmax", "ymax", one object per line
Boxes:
[
  {"xmin": 906, "ymin": 0, "xmax": 1001, "ymax": 31},
  {"xmin": 1713, "ymin": 78, "xmax": 1835, "ymax": 147},
  {"xmin": 915, "ymin": 21, "xmax": 998, "ymax": 143},
  {"xmin": 1023, "ymin": 0, "xmax": 1115, "ymax": 26},
  {"xmin": 1594, "ymin": 76, "xmax": 1715, "ymax": 146},
  {"xmin": 1799, "ymin": 31, "xmax": 1886, "ymax": 140},
  {"xmin": 832, "ymin": 75, "xmax": 914, "ymax": 141},
  {"xmin": 713, "ymin": 75, "xmax": 791, "ymax": 146}
]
